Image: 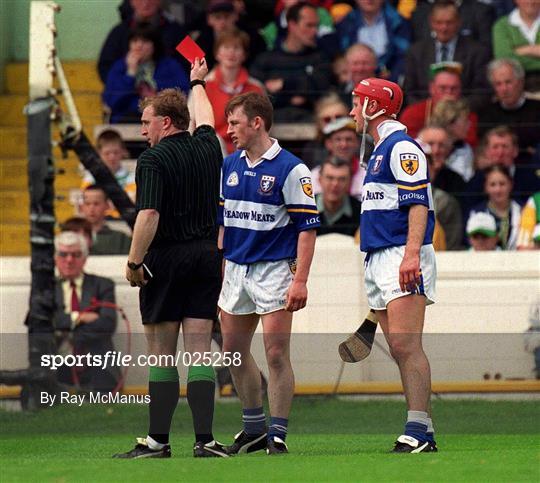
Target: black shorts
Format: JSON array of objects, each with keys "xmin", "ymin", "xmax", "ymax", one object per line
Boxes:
[{"xmin": 139, "ymin": 240, "xmax": 222, "ymax": 324}]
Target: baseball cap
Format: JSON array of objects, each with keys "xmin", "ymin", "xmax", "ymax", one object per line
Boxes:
[
  {"xmin": 207, "ymin": 0, "xmax": 234, "ymax": 14},
  {"xmin": 429, "ymin": 61, "xmax": 463, "ymax": 79},
  {"xmin": 323, "ymin": 117, "xmax": 357, "ymax": 137},
  {"xmin": 466, "ymin": 212, "xmax": 497, "ymax": 237}
]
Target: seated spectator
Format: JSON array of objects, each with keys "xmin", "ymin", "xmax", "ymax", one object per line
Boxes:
[
  {"xmin": 431, "ymin": 99, "xmax": 475, "ymax": 182},
  {"xmin": 493, "ymin": 0, "xmax": 540, "ymax": 92},
  {"xmin": 403, "ymin": 0, "xmax": 491, "ymax": 110},
  {"xmin": 301, "ymin": 93, "xmax": 350, "ymax": 169},
  {"xmin": 337, "ymin": 43, "xmax": 378, "ymax": 104},
  {"xmin": 466, "ymin": 211, "xmax": 500, "ymax": 251},
  {"xmin": 311, "ymin": 117, "xmax": 365, "ymax": 199},
  {"xmin": 250, "ymin": 1, "xmax": 334, "ymax": 121},
  {"xmin": 103, "ymin": 25, "xmax": 189, "ymax": 123},
  {"xmin": 202, "ymin": 29, "xmax": 264, "ymax": 154},
  {"xmin": 410, "ymin": 0, "xmax": 496, "ymax": 48},
  {"xmin": 399, "ymin": 65, "xmax": 478, "ymax": 145},
  {"xmin": 417, "ymin": 125, "xmax": 466, "ymax": 197},
  {"xmin": 98, "ymin": 0, "xmax": 186, "ymax": 83},
  {"xmin": 60, "ymin": 217, "xmax": 93, "ymax": 250},
  {"xmin": 261, "ymin": 0, "xmax": 335, "ymax": 51},
  {"xmin": 80, "ymin": 186, "xmax": 132, "ymax": 255},
  {"xmin": 81, "ymin": 130, "xmax": 136, "ymax": 218},
  {"xmin": 336, "ymin": 0, "xmax": 411, "ymax": 82},
  {"xmin": 419, "ymin": 142, "xmax": 463, "ymax": 250},
  {"xmin": 315, "ymin": 157, "xmax": 362, "ymax": 237},
  {"xmin": 53, "ymin": 232, "xmax": 119, "ymax": 392},
  {"xmin": 517, "ymin": 192, "xmax": 540, "ymax": 250},
  {"xmin": 467, "ymin": 165, "xmax": 522, "ymax": 250},
  {"xmin": 194, "ymin": 0, "xmax": 266, "ymax": 70},
  {"xmin": 479, "ymin": 58, "xmax": 540, "ymax": 153},
  {"xmin": 465, "ymin": 126, "xmax": 540, "ymax": 208}
]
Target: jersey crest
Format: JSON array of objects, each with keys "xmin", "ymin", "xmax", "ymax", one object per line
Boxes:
[
  {"xmin": 226, "ymin": 171, "xmax": 239, "ymax": 186},
  {"xmin": 300, "ymin": 177, "xmax": 313, "ymax": 198},
  {"xmin": 400, "ymin": 153, "xmax": 419, "ymax": 176},
  {"xmin": 260, "ymin": 174, "xmax": 275, "ymax": 193}
]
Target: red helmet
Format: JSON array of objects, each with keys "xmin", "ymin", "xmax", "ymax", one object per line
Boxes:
[{"xmin": 352, "ymin": 78, "xmax": 403, "ymax": 119}]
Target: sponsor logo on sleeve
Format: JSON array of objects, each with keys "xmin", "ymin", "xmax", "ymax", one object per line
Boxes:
[
  {"xmin": 300, "ymin": 177, "xmax": 313, "ymax": 198},
  {"xmin": 226, "ymin": 171, "xmax": 239, "ymax": 186},
  {"xmin": 400, "ymin": 153, "xmax": 419, "ymax": 176}
]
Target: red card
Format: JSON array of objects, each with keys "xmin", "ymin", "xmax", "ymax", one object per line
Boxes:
[{"xmin": 176, "ymin": 36, "xmax": 206, "ymax": 64}]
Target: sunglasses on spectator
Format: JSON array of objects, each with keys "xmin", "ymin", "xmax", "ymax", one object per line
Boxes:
[
  {"xmin": 56, "ymin": 251, "xmax": 84, "ymax": 258},
  {"xmin": 320, "ymin": 115, "xmax": 345, "ymax": 124}
]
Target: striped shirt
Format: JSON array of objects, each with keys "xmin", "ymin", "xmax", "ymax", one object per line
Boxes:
[
  {"xmin": 218, "ymin": 139, "xmax": 320, "ymax": 264},
  {"xmin": 136, "ymin": 125, "xmax": 223, "ymax": 244}
]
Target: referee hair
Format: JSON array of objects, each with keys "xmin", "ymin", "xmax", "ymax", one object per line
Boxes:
[
  {"xmin": 225, "ymin": 92, "xmax": 273, "ymax": 131},
  {"xmin": 139, "ymin": 88, "xmax": 190, "ymax": 131}
]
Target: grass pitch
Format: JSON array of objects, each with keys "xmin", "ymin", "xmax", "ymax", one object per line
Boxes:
[{"xmin": 1, "ymin": 398, "xmax": 539, "ymax": 482}]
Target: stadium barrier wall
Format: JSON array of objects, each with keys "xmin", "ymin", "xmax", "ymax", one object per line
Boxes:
[{"xmin": 1, "ymin": 234, "xmax": 539, "ymax": 390}]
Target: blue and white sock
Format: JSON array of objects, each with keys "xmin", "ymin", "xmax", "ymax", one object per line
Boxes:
[
  {"xmin": 243, "ymin": 407, "xmax": 266, "ymax": 436},
  {"xmin": 268, "ymin": 416, "xmax": 288, "ymax": 442},
  {"xmin": 404, "ymin": 410, "xmax": 429, "ymax": 442},
  {"xmin": 426, "ymin": 417, "xmax": 435, "ymax": 443}
]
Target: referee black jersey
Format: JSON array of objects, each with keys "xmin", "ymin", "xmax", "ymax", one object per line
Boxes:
[{"xmin": 135, "ymin": 125, "xmax": 223, "ymax": 244}]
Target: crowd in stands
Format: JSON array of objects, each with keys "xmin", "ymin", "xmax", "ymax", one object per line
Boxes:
[{"xmin": 71, "ymin": 0, "xmax": 540, "ymax": 253}]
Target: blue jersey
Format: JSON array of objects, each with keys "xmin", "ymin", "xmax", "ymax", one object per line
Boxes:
[
  {"xmin": 219, "ymin": 140, "xmax": 320, "ymax": 264},
  {"xmin": 360, "ymin": 121, "xmax": 435, "ymax": 253}
]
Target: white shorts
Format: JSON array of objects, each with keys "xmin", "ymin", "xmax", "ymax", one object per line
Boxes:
[
  {"xmin": 218, "ymin": 259, "xmax": 295, "ymax": 315},
  {"xmin": 364, "ymin": 244, "xmax": 436, "ymax": 310}
]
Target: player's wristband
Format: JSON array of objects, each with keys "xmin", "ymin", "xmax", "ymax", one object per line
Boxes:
[{"xmin": 190, "ymin": 79, "xmax": 206, "ymax": 89}]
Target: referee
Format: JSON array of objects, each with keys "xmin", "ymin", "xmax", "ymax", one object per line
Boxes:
[{"xmin": 114, "ymin": 58, "xmax": 227, "ymax": 459}]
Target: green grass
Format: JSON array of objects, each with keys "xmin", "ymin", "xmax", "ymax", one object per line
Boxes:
[{"xmin": 1, "ymin": 399, "xmax": 539, "ymax": 482}]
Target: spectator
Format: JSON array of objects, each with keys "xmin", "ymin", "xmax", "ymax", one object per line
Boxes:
[
  {"xmin": 465, "ymin": 211, "xmax": 500, "ymax": 251},
  {"xmin": 200, "ymin": 29, "xmax": 264, "ymax": 154},
  {"xmin": 517, "ymin": 192, "xmax": 540, "ymax": 249},
  {"xmin": 466, "ymin": 126, "xmax": 540, "ymax": 207},
  {"xmin": 467, "ymin": 165, "xmax": 522, "ymax": 250},
  {"xmin": 194, "ymin": 0, "xmax": 266, "ymax": 70},
  {"xmin": 479, "ymin": 58, "xmax": 540, "ymax": 152},
  {"xmin": 419, "ymin": 141, "xmax": 463, "ymax": 250},
  {"xmin": 103, "ymin": 25, "xmax": 189, "ymax": 123},
  {"xmin": 417, "ymin": 125, "xmax": 466, "ymax": 197},
  {"xmin": 316, "ymin": 157, "xmax": 362, "ymax": 236},
  {"xmin": 301, "ymin": 93, "xmax": 350, "ymax": 169},
  {"xmin": 261, "ymin": 0, "xmax": 335, "ymax": 51},
  {"xmin": 399, "ymin": 65, "xmax": 478, "ymax": 145},
  {"xmin": 250, "ymin": 1, "xmax": 334, "ymax": 121},
  {"xmin": 336, "ymin": 0, "xmax": 411, "ymax": 82},
  {"xmin": 410, "ymin": 0, "xmax": 496, "ymax": 48},
  {"xmin": 53, "ymin": 231, "xmax": 119, "ymax": 392},
  {"xmin": 403, "ymin": 0, "xmax": 491, "ymax": 110},
  {"xmin": 81, "ymin": 130, "xmax": 136, "ymax": 219},
  {"xmin": 98, "ymin": 0, "xmax": 186, "ymax": 83},
  {"xmin": 337, "ymin": 43, "xmax": 378, "ymax": 103},
  {"xmin": 311, "ymin": 117, "xmax": 365, "ymax": 199},
  {"xmin": 80, "ymin": 186, "xmax": 132, "ymax": 255},
  {"xmin": 431, "ymin": 99, "xmax": 475, "ymax": 182},
  {"xmin": 493, "ymin": 0, "xmax": 540, "ymax": 92},
  {"xmin": 60, "ymin": 217, "xmax": 93, "ymax": 250}
]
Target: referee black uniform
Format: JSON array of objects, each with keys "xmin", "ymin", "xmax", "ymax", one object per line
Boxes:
[{"xmin": 136, "ymin": 125, "xmax": 223, "ymax": 324}]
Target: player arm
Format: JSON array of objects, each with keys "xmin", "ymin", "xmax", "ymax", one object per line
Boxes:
[
  {"xmin": 285, "ymin": 229, "xmax": 317, "ymax": 312},
  {"xmin": 389, "ymin": 141, "xmax": 430, "ymax": 292}
]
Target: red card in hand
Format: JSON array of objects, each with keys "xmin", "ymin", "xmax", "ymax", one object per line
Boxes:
[{"xmin": 176, "ymin": 36, "xmax": 206, "ymax": 64}]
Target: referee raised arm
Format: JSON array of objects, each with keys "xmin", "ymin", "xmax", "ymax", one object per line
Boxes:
[{"xmin": 114, "ymin": 58, "xmax": 228, "ymax": 459}]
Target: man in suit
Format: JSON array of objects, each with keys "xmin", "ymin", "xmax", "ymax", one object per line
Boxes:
[
  {"xmin": 54, "ymin": 231, "xmax": 119, "ymax": 392},
  {"xmin": 403, "ymin": 0, "xmax": 491, "ymax": 110}
]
